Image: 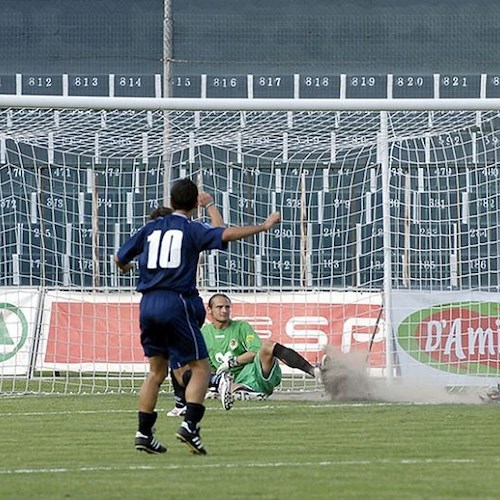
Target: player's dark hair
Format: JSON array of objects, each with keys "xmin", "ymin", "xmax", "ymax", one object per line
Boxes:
[
  {"xmin": 149, "ymin": 206, "xmax": 173, "ymax": 220},
  {"xmin": 170, "ymin": 178, "xmax": 198, "ymax": 211},
  {"xmin": 208, "ymin": 293, "xmax": 231, "ymax": 308}
]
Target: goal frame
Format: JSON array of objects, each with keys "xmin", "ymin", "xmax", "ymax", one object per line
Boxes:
[
  {"xmin": 1, "ymin": 95, "xmax": 500, "ymax": 394},
  {"xmin": 2, "ymin": 95, "xmax": 500, "ymax": 111}
]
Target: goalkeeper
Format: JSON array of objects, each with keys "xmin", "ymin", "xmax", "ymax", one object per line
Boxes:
[{"xmin": 171, "ymin": 293, "xmax": 323, "ymax": 412}]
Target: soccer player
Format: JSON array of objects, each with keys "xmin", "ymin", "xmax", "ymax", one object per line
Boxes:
[
  {"xmin": 115, "ymin": 178, "xmax": 280, "ymax": 455},
  {"xmin": 151, "ymin": 193, "xmax": 226, "ymax": 418},
  {"xmin": 202, "ymin": 293, "xmax": 323, "ymax": 403},
  {"xmin": 149, "ymin": 198, "xmax": 229, "ymax": 418},
  {"xmin": 169, "ymin": 293, "xmax": 323, "ymax": 411}
]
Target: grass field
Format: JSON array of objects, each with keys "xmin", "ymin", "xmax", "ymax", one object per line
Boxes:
[{"xmin": 0, "ymin": 393, "xmax": 498, "ymax": 499}]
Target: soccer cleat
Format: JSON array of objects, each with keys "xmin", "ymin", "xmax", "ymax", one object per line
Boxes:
[
  {"xmin": 134, "ymin": 431, "xmax": 167, "ymax": 454},
  {"xmin": 175, "ymin": 422, "xmax": 207, "ymax": 455},
  {"xmin": 205, "ymin": 389, "xmax": 219, "ymax": 400},
  {"xmin": 167, "ymin": 406, "xmax": 187, "ymax": 417},
  {"xmin": 488, "ymin": 391, "xmax": 500, "ymax": 401},
  {"xmin": 217, "ymin": 371, "xmax": 234, "ymax": 410},
  {"xmin": 313, "ymin": 365, "xmax": 323, "ymax": 383},
  {"xmin": 313, "ymin": 353, "xmax": 331, "ymax": 384},
  {"xmin": 233, "ymin": 389, "xmax": 268, "ymax": 401},
  {"xmin": 485, "ymin": 384, "xmax": 500, "ymax": 402}
]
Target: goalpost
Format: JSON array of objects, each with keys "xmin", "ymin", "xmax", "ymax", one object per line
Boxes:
[{"xmin": 0, "ymin": 95, "xmax": 499, "ymax": 395}]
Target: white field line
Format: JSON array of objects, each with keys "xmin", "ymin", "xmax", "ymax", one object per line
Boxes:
[
  {"xmin": 0, "ymin": 458, "xmax": 489, "ymax": 476},
  {"xmin": 0, "ymin": 401, "xmax": 438, "ymax": 417}
]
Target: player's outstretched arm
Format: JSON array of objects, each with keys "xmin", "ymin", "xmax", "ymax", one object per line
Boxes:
[
  {"xmin": 221, "ymin": 212, "xmax": 281, "ymax": 242},
  {"xmin": 198, "ymin": 191, "xmax": 225, "ymax": 227}
]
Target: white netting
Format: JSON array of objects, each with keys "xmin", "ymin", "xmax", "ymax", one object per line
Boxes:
[
  {"xmin": 0, "ymin": 105, "xmax": 499, "ymax": 394},
  {"xmin": 0, "ymin": 108, "xmax": 494, "ymax": 159}
]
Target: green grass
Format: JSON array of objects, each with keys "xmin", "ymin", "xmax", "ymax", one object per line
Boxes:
[{"xmin": 0, "ymin": 394, "xmax": 499, "ymax": 499}]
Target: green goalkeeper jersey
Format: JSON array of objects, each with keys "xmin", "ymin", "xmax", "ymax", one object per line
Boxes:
[{"xmin": 201, "ymin": 320, "xmax": 262, "ymax": 376}]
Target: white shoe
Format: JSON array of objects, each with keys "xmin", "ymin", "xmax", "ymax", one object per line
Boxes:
[
  {"xmin": 205, "ymin": 390, "xmax": 219, "ymax": 400},
  {"xmin": 217, "ymin": 372, "xmax": 234, "ymax": 411},
  {"xmin": 167, "ymin": 406, "xmax": 187, "ymax": 417},
  {"xmin": 314, "ymin": 353, "xmax": 331, "ymax": 384},
  {"xmin": 313, "ymin": 365, "xmax": 323, "ymax": 383}
]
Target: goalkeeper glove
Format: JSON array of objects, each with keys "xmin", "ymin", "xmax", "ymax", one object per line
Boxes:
[{"xmin": 216, "ymin": 355, "xmax": 239, "ymax": 374}]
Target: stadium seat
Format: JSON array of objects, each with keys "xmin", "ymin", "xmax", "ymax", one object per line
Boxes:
[
  {"xmin": 309, "ymin": 249, "xmax": 355, "ymax": 288},
  {"xmin": 259, "ymin": 250, "xmax": 300, "ymax": 288}
]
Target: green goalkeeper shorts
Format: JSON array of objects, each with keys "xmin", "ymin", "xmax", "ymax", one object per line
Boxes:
[{"xmin": 234, "ymin": 353, "xmax": 282, "ymax": 395}]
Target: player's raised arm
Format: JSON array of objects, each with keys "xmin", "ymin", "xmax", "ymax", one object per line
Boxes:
[
  {"xmin": 221, "ymin": 212, "xmax": 281, "ymax": 242},
  {"xmin": 198, "ymin": 191, "xmax": 225, "ymax": 227}
]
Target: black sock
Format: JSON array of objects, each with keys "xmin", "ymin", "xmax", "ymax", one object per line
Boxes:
[
  {"xmin": 184, "ymin": 402, "xmax": 205, "ymax": 431},
  {"xmin": 272, "ymin": 343, "xmax": 315, "ymax": 377},
  {"xmin": 171, "ymin": 371, "xmax": 186, "ymax": 408},
  {"xmin": 138, "ymin": 411, "xmax": 157, "ymax": 436}
]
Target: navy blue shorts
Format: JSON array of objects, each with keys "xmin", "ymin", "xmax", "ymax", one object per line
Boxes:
[
  {"xmin": 139, "ymin": 290, "xmax": 208, "ymax": 367},
  {"xmin": 191, "ymin": 294, "xmax": 207, "ymax": 328}
]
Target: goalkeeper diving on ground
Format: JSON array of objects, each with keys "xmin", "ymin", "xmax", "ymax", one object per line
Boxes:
[{"xmin": 167, "ymin": 292, "xmax": 326, "ymax": 415}]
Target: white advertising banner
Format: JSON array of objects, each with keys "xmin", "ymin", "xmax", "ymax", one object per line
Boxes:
[
  {"xmin": 392, "ymin": 290, "xmax": 500, "ymax": 385},
  {"xmin": 37, "ymin": 291, "xmax": 385, "ymax": 374},
  {"xmin": 0, "ymin": 289, "xmax": 40, "ymax": 376}
]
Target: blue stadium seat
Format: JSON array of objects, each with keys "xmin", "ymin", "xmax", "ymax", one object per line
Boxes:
[
  {"xmin": 417, "ymin": 191, "xmax": 460, "ymax": 223},
  {"xmin": 408, "ymin": 250, "xmax": 452, "ymax": 287},
  {"xmin": 251, "ymin": 74, "xmax": 294, "ymax": 98},
  {"xmin": 95, "ymin": 191, "xmax": 125, "ymax": 219},
  {"xmin": 67, "ymin": 256, "xmax": 96, "ymax": 288},
  {"xmin": 309, "ymin": 221, "xmax": 352, "ymax": 252},
  {"xmin": 409, "ymin": 222, "xmax": 454, "ymax": 253},
  {"xmin": 95, "ymin": 160, "xmax": 135, "ymax": 191},
  {"xmin": 259, "ymin": 251, "xmax": 300, "ymax": 288},
  {"xmin": 42, "ymin": 163, "xmax": 85, "ymax": 193},
  {"xmin": 213, "ymin": 249, "xmax": 245, "ymax": 288},
  {"xmin": 206, "ymin": 75, "xmax": 247, "ymax": 98},
  {"xmin": 357, "ymin": 252, "xmax": 385, "ymax": 289},
  {"xmin": 170, "ymin": 75, "xmax": 202, "ymax": 98},
  {"xmin": 267, "ymin": 222, "xmax": 301, "ymax": 253},
  {"xmin": 458, "ymin": 223, "xmax": 496, "ymax": 258},
  {"xmin": 71, "ymin": 224, "xmax": 95, "ymax": 259},
  {"xmin": 309, "ymin": 249, "xmax": 355, "ymax": 288},
  {"xmin": 459, "ymin": 254, "xmax": 499, "ymax": 289},
  {"xmin": 15, "ymin": 253, "xmax": 61, "ymax": 287}
]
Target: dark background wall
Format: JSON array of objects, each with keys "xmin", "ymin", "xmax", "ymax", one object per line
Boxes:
[
  {"xmin": 0, "ymin": 0, "xmax": 499, "ymax": 75},
  {"xmin": 0, "ymin": 0, "xmax": 163, "ymax": 74},
  {"xmin": 173, "ymin": 0, "xmax": 500, "ymax": 74}
]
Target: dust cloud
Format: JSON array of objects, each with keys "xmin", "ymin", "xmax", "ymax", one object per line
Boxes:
[{"xmin": 321, "ymin": 346, "xmax": 486, "ymax": 405}]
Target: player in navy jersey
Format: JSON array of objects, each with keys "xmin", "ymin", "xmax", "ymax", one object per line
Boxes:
[
  {"xmin": 115, "ymin": 178, "xmax": 280, "ymax": 455},
  {"xmin": 148, "ymin": 196, "xmax": 227, "ymax": 418}
]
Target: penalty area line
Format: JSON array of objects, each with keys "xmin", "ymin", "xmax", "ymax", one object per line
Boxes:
[{"xmin": 0, "ymin": 458, "xmax": 489, "ymax": 475}]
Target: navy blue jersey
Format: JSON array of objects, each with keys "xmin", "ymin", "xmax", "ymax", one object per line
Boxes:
[{"xmin": 117, "ymin": 213, "xmax": 227, "ymax": 294}]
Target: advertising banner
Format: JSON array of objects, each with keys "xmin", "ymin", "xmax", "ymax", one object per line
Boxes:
[
  {"xmin": 0, "ymin": 290, "xmax": 39, "ymax": 376},
  {"xmin": 38, "ymin": 291, "xmax": 385, "ymax": 373},
  {"xmin": 392, "ymin": 290, "xmax": 500, "ymax": 385}
]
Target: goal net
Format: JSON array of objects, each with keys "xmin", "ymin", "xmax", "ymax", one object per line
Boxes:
[{"xmin": 0, "ymin": 96, "xmax": 499, "ymax": 396}]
